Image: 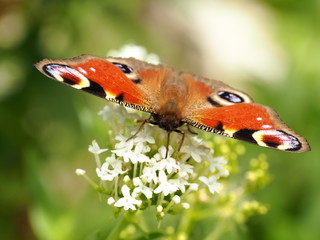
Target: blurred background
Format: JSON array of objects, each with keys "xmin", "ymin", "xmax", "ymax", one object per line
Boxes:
[{"xmin": 0, "ymin": 0, "xmax": 319, "ymax": 239}]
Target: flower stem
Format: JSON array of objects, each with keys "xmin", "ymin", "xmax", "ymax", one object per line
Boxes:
[
  {"xmin": 204, "ymin": 219, "xmax": 229, "ymax": 240},
  {"xmin": 105, "ymin": 215, "xmax": 127, "ymax": 240},
  {"xmin": 133, "ymin": 163, "xmax": 138, "ymax": 178},
  {"xmin": 156, "ymin": 193, "xmax": 164, "ymax": 206},
  {"xmin": 114, "ymin": 176, "xmax": 119, "ymax": 199},
  {"xmin": 81, "ymin": 173, "xmax": 100, "ymax": 190}
]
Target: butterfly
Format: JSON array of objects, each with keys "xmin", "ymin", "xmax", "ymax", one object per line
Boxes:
[{"xmin": 35, "ymin": 55, "xmax": 310, "ymax": 153}]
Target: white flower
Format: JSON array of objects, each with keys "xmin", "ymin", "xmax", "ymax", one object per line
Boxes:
[
  {"xmin": 180, "ymin": 137, "xmax": 211, "ymax": 163},
  {"xmin": 155, "ymin": 146, "xmax": 174, "ymax": 159},
  {"xmin": 133, "ymin": 177, "xmax": 153, "ymax": 199},
  {"xmin": 157, "ymin": 205, "xmax": 163, "ymax": 212},
  {"xmin": 199, "ymin": 176, "xmax": 221, "ymax": 194},
  {"xmin": 178, "ymin": 163, "xmax": 194, "ymax": 179},
  {"xmin": 170, "ymin": 178, "xmax": 189, "ymax": 193},
  {"xmin": 113, "ymin": 135, "xmax": 134, "ymax": 155},
  {"xmin": 112, "ymin": 135, "xmax": 151, "ymax": 164},
  {"xmin": 88, "ymin": 140, "xmax": 108, "ymax": 155},
  {"xmin": 75, "ymin": 169, "xmax": 86, "ymax": 176},
  {"xmin": 154, "ymin": 146, "xmax": 180, "ymax": 174},
  {"xmin": 85, "ymin": 103, "xmax": 232, "ymax": 215},
  {"xmin": 182, "ymin": 203, "xmax": 190, "ymax": 209},
  {"xmin": 107, "ymin": 43, "xmax": 160, "ymax": 64},
  {"xmin": 154, "ymin": 170, "xmax": 179, "ymax": 196},
  {"xmin": 96, "ymin": 154, "xmax": 126, "ymax": 181},
  {"xmin": 141, "ymin": 164, "xmax": 159, "ymax": 184},
  {"xmin": 98, "ymin": 105, "xmax": 139, "ymax": 123},
  {"xmin": 130, "ymin": 142, "xmax": 151, "ymax": 164},
  {"xmin": 123, "ymin": 175, "xmax": 131, "ymax": 183},
  {"xmin": 208, "ymin": 156, "xmax": 229, "ymax": 177},
  {"xmin": 131, "ymin": 127, "xmax": 155, "ymax": 145},
  {"xmin": 107, "ymin": 197, "xmax": 115, "ymax": 205},
  {"xmin": 187, "ymin": 183, "xmax": 199, "ymax": 192},
  {"xmin": 114, "ymin": 185, "xmax": 142, "ymax": 210},
  {"xmin": 172, "ymin": 195, "xmax": 181, "ymax": 204}
]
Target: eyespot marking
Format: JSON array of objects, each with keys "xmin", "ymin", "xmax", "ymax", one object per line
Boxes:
[
  {"xmin": 42, "ymin": 64, "xmax": 69, "ymax": 79},
  {"xmin": 264, "ymin": 130, "xmax": 302, "ymax": 151},
  {"xmin": 263, "ymin": 140, "xmax": 279, "ymax": 148},
  {"xmin": 218, "ymin": 91, "xmax": 244, "ymax": 103},
  {"xmin": 132, "ymin": 78, "xmax": 142, "ymax": 84},
  {"xmin": 112, "ymin": 62, "xmax": 134, "ymax": 74},
  {"xmin": 82, "ymin": 80, "xmax": 106, "ymax": 98},
  {"xmin": 207, "ymin": 96, "xmax": 222, "ymax": 107},
  {"xmin": 42, "ymin": 64, "xmax": 90, "ymax": 88},
  {"xmin": 62, "ymin": 78, "xmax": 77, "ymax": 85},
  {"xmin": 252, "ymin": 129, "xmax": 303, "ymax": 151},
  {"xmin": 233, "ymin": 129, "xmax": 257, "ymax": 144}
]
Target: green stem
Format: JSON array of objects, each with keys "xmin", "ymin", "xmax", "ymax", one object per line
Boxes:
[
  {"xmin": 156, "ymin": 193, "xmax": 164, "ymax": 206},
  {"xmin": 82, "ymin": 173, "xmax": 100, "ymax": 189},
  {"xmin": 163, "ymin": 194, "xmax": 175, "ymax": 213},
  {"xmin": 115, "ymin": 176, "xmax": 119, "ymax": 199},
  {"xmin": 203, "ymin": 219, "xmax": 229, "ymax": 240},
  {"xmin": 105, "ymin": 215, "xmax": 127, "ymax": 240},
  {"xmin": 133, "ymin": 163, "xmax": 138, "ymax": 178},
  {"xmin": 139, "ymin": 162, "xmax": 144, "ymax": 176},
  {"xmin": 176, "ymin": 201, "xmax": 193, "ymax": 237}
]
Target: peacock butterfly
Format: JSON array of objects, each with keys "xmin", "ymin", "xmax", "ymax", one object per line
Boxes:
[{"xmin": 35, "ymin": 55, "xmax": 310, "ymax": 153}]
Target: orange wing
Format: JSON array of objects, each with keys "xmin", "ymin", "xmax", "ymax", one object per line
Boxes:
[
  {"xmin": 181, "ymin": 73, "xmax": 310, "ymax": 152},
  {"xmin": 35, "ymin": 55, "xmax": 166, "ymax": 113},
  {"xmin": 35, "ymin": 55, "xmax": 310, "ymax": 152}
]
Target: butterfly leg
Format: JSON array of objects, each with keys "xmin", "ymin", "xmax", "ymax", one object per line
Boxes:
[
  {"xmin": 187, "ymin": 124, "xmax": 197, "ymax": 135},
  {"xmin": 126, "ymin": 115, "xmax": 153, "ymax": 142},
  {"xmin": 175, "ymin": 129, "xmax": 185, "ymax": 154},
  {"xmin": 164, "ymin": 130, "xmax": 185, "ymax": 161},
  {"xmin": 168, "ymin": 129, "xmax": 185, "ymax": 161}
]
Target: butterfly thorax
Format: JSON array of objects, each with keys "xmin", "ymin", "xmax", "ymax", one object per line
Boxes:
[{"xmin": 152, "ymin": 98, "xmax": 183, "ymax": 132}]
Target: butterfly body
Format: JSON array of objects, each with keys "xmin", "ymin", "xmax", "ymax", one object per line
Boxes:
[{"xmin": 35, "ymin": 55, "xmax": 310, "ymax": 152}]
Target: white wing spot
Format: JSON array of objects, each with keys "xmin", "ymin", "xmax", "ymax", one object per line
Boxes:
[
  {"xmin": 78, "ymin": 67, "xmax": 88, "ymax": 75},
  {"xmin": 261, "ymin": 124, "xmax": 273, "ymax": 129}
]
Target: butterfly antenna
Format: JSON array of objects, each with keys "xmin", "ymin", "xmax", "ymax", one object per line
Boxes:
[{"xmin": 165, "ymin": 131, "xmax": 171, "ymax": 159}]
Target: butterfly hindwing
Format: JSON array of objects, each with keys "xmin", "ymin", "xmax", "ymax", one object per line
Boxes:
[{"xmin": 185, "ymin": 102, "xmax": 309, "ymax": 152}]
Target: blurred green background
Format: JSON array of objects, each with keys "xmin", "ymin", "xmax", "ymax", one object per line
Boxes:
[{"xmin": 0, "ymin": 0, "xmax": 319, "ymax": 239}]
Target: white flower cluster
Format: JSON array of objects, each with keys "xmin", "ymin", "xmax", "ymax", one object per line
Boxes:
[
  {"xmin": 84, "ymin": 106, "xmax": 229, "ymax": 216},
  {"xmin": 77, "ymin": 45, "xmax": 229, "ymax": 217},
  {"xmin": 107, "ymin": 43, "xmax": 160, "ymax": 64}
]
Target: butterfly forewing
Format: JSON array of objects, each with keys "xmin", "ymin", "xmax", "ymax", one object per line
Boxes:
[{"xmin": 35, "ymin": 55, "xmax": 154, "ymax": 112}]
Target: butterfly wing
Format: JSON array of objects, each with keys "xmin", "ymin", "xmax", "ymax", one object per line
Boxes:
[
  {"xmin": 35, "ymin": 55, "xmax": 310, "ymax": 152},
  {"xmin": 35, "ymin": 55, "xmax": 168, "ymax": 113},
  {"xmin": 182, "ymin": 73, "xmax": 310, "ymax": 152}
]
